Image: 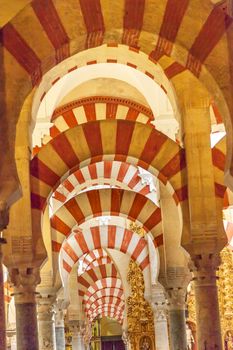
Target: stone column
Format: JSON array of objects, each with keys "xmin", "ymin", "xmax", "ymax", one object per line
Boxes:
[
  {"xmin": 160, "ymin": 267, "xmax": 191, "ymax": 350},
  {"xmin": 70, "ymin": 321, "xmax": 85, "ymax": 350},
  {"xmin": 37, "ymin": 293, "xmax": 56, "ymax": 350},
  {"xmin": 0, "ymin": 238, "xmax": 6, "ymax": 350},
  {"xmin": 151, "ymin": 288, "xmax": 169, "ymax": 350},
  {"xmin": 10, "ymin": 267, "xmax": 40, "ymax": 350},
  {"xmin": 55, "ymin": 302, "xmax": 66, "ymax": 350},
  {"xmin": 166, "ymin": 287, "xmax": 187, "ymax": 350},
  {"xmin": 181, "ymin": 79, "xmax": 225, "ymax": 349},
  {"xmin": 191, "ymin": 253, "xmax": 222, "ymax": 350},
  {"xmin": 10, "ymin": 334, "xmax": 17, "ymax": 350}
]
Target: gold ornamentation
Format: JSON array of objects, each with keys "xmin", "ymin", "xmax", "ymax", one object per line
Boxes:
[
  {"xmin": 218, "ymin": 247, "xmax": 233, "ymax": 338},
  {"xmin": 127, "ymin": 223, "xmax": 154, "ymax": 349},
  {"xmin": 129, "ymin": 222, "xmax": 146, "ymax": 237},
  {"xmin": 187, "ymin": 283, "xmax": 196, "ymax": 324}
]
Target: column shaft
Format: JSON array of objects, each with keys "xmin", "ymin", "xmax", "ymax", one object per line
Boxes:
[
  {"xmin": 69, "ymin": 321, "xmax": 85, "ymax": 350},
  {"xmin": 194, "ymin": 276, "xmax": 222, "ymax": 349},
  {"xmin": 154, "ymin": 318, "xmax": 169, "ymax": 350},
  {"xmin": 38, "ymin": 296, "xmax": 56, "ymax": 350},
  {"xmin": 72, "ymin": 334, "xmax": 84, "ymax": 350},
  {"xmin": 0, "ymin": 248, "xmax": 6, "ymax": 350},
  {"xmin": 55, "ymin": 326, "xmax": 65, "ymax": 350},
  {"xmin": 161, "ymin": 269, "xmax": 191, "ymax": 350},
  {"xmin": 55, "ymin": 303, "xmax": 66, "ymax": 350},
  {"xmin": 15, "ymin": 302, "xmax": 39, "ymax": 350},
  {"xmin": 38, "ymin": 317, "xmax": 56, "ymax": 350},
  {"xmin": 168, "ymin": 309, "xmax": 187, "ymax": 350}
]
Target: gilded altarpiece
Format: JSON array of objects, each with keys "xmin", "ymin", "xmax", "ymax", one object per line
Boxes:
[
  {"xmin": 127, "ymin": 233, "xmax": 155, "ymax": 350},
  {"xmin": 127, "ymin": 260, "xmax": 155, "ymax": 349},
  {"xmin": 187, "ymin": 247, "xmax": 233, "ymax": 349},
  {"xmin": 218, "ymin": 247, "xmax": 233, "ymax": 349}
]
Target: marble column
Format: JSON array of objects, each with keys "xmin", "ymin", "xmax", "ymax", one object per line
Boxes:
[
  {"xmin": 192, "ymin": 253, "xmax": 222, "ymax": 350},
  {"xmin": 70, "ymin": 321, "xmax": 85, "ymax": 350},
  {"xmin": 37, "ymin": 294, "xmax": 56, "ymax": 350},
  {"xmin": 10, "ymin": 334, "xmax": 17, "ymax": 350},
  {"xmin": 166, "ymin": 287, "xmax": 187, "ymax": 350},
  {"xmin": 10, "ymin": 267, "xmax": 40, "ymax": 350},
  {"xmin": 151, "ymin": 298, "xmax": 169, "ymax": 350},
  {"xmin": 0, "ymin": 238, "xmax": 6, "ymax": 350},
  {"xmin": 161, "ymin": 267, "xmax": 191, "ymax": 350},
  {"xmin": 55, "ymin": 304, "xmax": 66, "ymax": 350}
]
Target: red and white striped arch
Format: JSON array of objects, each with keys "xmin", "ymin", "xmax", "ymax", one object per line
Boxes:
[
  {"xmin": 43, "ymin": 96, "xmax": 155, "ymax": 144},
  {"xmin": 84, "ymin": 287, "xmax": 124, "ymax": 310},
  {"xmin": 51, "ymin": 188, "xmax": 162, "ymax": 249},
  {"xmin": 61, "ymin": 226, "xmax": 150, "ymax": 273},
  {"xmin": 30, "ymin": 120, "xmax": 187, "ymax": 245},
  {"xmin": 89, "ymin": 304, "xmax": 124, "ymax": 324},
  {"xmin": 78, "ymin": 264, "xmax": 119, "ymax": 297},
  {"xmin": 87, "ymin": 296, "xmax": 124, "ymax": 317},
  {"xmin": 31, "ymin": 120, "xmax": 186, "ymax": 212},
  {"xmin": 32, "ymin": 46, "xmax": 177, "ymax": 126},
  {"xmin": 3, "ymin": 2, "xmax": 233, "ymax": 219},
  {"xmin": 50, "ymin": 160, "xmax": 158, "ymax": 214},
  {"xmin": 84, "ymin": 278, "xmax": 123, "ymax": 302},
  {"xmin": 81, "ymin": 249, "xmax": 111, "ymax": 273},
  {"xmin": 83, "ymin": 256, "xmax": 112, "ymax": 272},
  {"xmin": 60, "ymin": 225, "xmax": 151, "ymax": 298}
]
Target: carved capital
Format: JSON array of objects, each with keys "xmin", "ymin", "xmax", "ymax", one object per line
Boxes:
[
  {"xmin": 9, "ymin": 266, "xmax": 40, "ymax": 304},
  {"xmin": 190, "ymin": 253, "xmax": 221, "ymax": 286},
  {"xmin": 69, "ymin": 320, "xmax": 85, "ymax": 337},
  {"xmin": 152, "ymin": 305, "xmax": 168, "ymax": 322},
  {"xmin": 150, "ymin": 285, "xmax": 168, "ymax": 322},
  {"xmin": 37, "ymin": 293, "xmax": 57, "ymax": 322},
  {"xmin": 159, "ymin": 266, "xmax": 191, "ymax": 310},
  {"xmin": 54, "ymin": 299, "xmax": 66, "ymax": 327},
  {"xmin": 165, "ymin": 287, "xmax": 187, "ymax": 311}
]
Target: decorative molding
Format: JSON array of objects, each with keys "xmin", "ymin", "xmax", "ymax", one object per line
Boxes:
[{"xmin": 52, "ymin": 96, "xmax": 154, "ymax": 121}]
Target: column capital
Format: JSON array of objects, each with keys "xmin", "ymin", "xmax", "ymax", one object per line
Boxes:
[
  {"xmin": 165, "ymin": 287, "xmax": 187, "ymax": 311},
  {"xmin": 54, "ymin": 299, "xmax": 66, "ymax": 327},
  {"xmin": 150, "ymin": 284, "xmax": 168, "ymax": 322},
  {"xmin": 159, "ymin": 267, "xmax": 191, "ymax": 311},
  {"xmin": 69, "ymin": 320, "xmax": 85, "ymax": 336},
  {"xmin": 37, "ymin": 293, "xmax": 57, "ymax": 322},
  {"xmin": 190, "ymin": 252, "xmax": 221, "ymax": 286},
  {"xmin": 9, "ymin": 266, "xmax": 40, "ymax": 304},
  {"xmin": 152, "ymin": 305, "xmax": 168, "ymax": 322}
]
